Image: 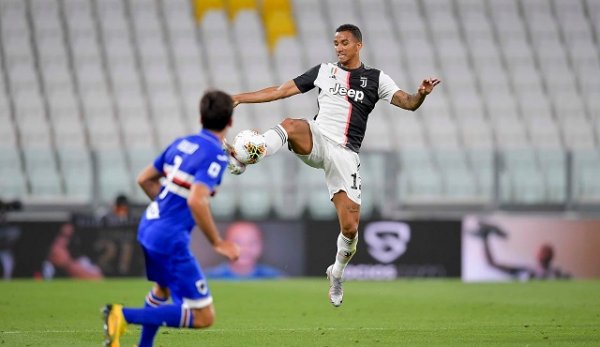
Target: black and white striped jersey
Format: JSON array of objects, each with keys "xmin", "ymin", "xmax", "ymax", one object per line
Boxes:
[{"xmin": 293, "ymin": 62, "xmax": 400, "ymax": 153}]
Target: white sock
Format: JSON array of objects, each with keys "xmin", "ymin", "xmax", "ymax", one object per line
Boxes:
[
  {"xmin": 332, "ymin": 232, "xmax": 357, "ymax": 279},
  {"xmin": 263, "ymin": 124, "xmax": 288, "ymax": 157}
]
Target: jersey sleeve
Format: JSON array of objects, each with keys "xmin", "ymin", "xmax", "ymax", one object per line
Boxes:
[
  {"xmin": 378, "ymin": 71, "xmax": 401, "ymax": 103},
  {"xmin": 153, "ymin": 137, "xmax": 186, "ymax": 173},
  {"xmin": 192, "ymin": 150, "xmax": 227, "ymax": 192},
  {"xmin": 152, "ymin": 144, "xmax": 170, "ymax": 174},
  {"xmin": 293, "ymin": 64, "xmax": 321, "ymax": 93}
]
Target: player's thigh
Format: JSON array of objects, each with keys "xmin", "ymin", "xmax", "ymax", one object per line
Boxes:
[
  {"xmin": 292, "ymin": 120, "xmax": 328, "ymax": 169},
  {"xmin": 143, "ymin": 247, "xmax": 172, "ymax": 288},
  {"xmin": 324, "ymin": 147, "xmax": 361, "ymax": 235},
  {"xmin": 281, "ymin": 118, "xmax": 312, "ymax": 155},
  {"xmin": 324, "ymin": 146, "xmax": 362, "ymax": 205},
  {"xmin": 168, "ymin": 250, "xmax": 213, "ymax": 310}
]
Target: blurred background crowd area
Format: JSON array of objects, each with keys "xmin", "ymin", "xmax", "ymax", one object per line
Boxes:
[{"xmin": 0, "ymin": 0, "xmax": 599, "ymax": 220}]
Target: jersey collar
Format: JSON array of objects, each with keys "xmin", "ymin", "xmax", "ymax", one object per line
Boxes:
[
  {"xmin": 199, "ymin": 128, "xmax": 222, "ymax": 147},
  {"xmin": 336, "ymin": 62, "xmax": 364, "ymax": 72}
]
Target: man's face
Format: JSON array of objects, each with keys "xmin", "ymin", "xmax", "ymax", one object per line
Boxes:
[
  {"xmin": 227, "ymin": 224, "xmax": 263, "ymax": 265},
  {"xmin": 114, "ymin": 204, "xmax": 129, "ymax": 217},
  {"xmin": 333, "ymin": 31, "xmax": 362, "ymax": 65},
  {"xmin": 537, "ymin": 244, "xmax": 554, "ymax": 268}
]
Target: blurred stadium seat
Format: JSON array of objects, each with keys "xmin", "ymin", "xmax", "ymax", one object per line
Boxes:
[{"xmin": 0, "ymin": 0, "xmax": 598, "ymax": 216}]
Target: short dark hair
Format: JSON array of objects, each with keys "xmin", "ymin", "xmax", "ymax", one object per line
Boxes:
[
  {"xmin": 335, "ymin": 24, "xmax": 362, "ymax": 42},
  {"xmin": 199, "ymin": 90, "xmax": 233, "ymax": 130},
  {"xmin": 115, "ymin": 194, "xmax": 129, "ymax": 207}
]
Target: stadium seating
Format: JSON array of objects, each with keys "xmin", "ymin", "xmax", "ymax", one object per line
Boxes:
[{"xmin": 0, "ymin": 0, "xmax": 599, "ymax": 216}]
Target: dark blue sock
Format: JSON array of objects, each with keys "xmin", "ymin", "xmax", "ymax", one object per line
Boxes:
[
  {"xmin": 123, "ymin": 305, "xmax": 193, "ymax": 328},
  {"xmin": 139, "ymin": 292, "xmax": 168, "ymax": 347}
]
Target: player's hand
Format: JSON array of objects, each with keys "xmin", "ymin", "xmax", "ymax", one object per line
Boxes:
[
  {"xmin": 214, "ymin": 240, "xmax": 240, "ymax": 261},
  {"xmin": 232, "ymin": 99, "xmax": 240, "ymax": 108},
  {"xmin": 418, "ymin": 77, "xmax": 441, "ymax": 96}
]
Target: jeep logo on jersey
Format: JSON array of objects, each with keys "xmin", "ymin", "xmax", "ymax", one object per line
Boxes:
[
  {"xmin": 364, "ymin": 221, "xmax": 411, "ymax": 263},
  {"xmin": 329, "ymin": 83, "xmax": 364, "ymax": 102}
]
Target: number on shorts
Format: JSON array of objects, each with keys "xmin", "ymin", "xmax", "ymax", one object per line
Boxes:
[{"xmin": 350, "ymin": 172, "xmax": 361, "ymax": 190}]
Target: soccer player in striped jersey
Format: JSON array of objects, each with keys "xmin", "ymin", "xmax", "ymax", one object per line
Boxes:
[
  {"xmin": 102, "ymin": 90, "xmax": 240, "ymax": 347},
  {"xmin": 231, "ymin": 24, "xmax": 440, "ymax": 307}
]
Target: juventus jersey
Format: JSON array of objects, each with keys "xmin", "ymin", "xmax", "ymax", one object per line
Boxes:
[{"xmin": 293, "ymin": 62, "xmax": 400, "ymax": 153}]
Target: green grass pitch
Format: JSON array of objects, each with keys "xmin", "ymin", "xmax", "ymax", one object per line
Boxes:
[{"xmin": 0, "ymin": 279, "xmax": 599, "ymax": 346}]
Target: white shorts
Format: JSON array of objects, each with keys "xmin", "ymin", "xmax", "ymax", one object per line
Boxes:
[{"xmin": 294, "ymin": 120, "xmax": 362, "ymax": 205}]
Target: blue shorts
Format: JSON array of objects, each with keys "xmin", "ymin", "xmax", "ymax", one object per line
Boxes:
[{"xmin": 143, "ymin": 246, "xmax": 213, "ymax": 309}]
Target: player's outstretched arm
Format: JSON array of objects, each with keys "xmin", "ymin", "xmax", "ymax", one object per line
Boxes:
[
  {"xmin": 188, "ymin": 183, "xmax": 240, "ymax": 261},
  {"xmin": 391, "ymin": 78, "xmax": 441, "ymax": 111},
  {"xmin": 232, "ymin": 80, "xmax": 301, "ymax": 107},
  {"xmin": 481, "ymin": 233, "xmax": 523, "ymax": 276},
  {"xmin": 137, "ymin": 165, "xmax": 163, "ymax": 200}
]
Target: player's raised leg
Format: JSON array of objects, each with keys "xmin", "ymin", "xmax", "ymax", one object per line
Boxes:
[
  {"xmin": 227, "ymin": 118, "xmax": 312, "ymax": 174},
  {"xmin": 249, "ymin": 117, "xmax": 315, "ymax": 158},
  {"xmin": 263, "ymin": 124, "xmax": 289, "ymax": 156},
  {"xmin": 279, "ymin": 118, "xmax": 313, "ymax": 156},
  {"xmin": 327, "ymin": 191, "xmax": 360, "ymax": 307}
]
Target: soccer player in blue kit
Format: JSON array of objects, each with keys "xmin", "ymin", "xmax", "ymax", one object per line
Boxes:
[{"xmin": 102, "ymin": 90, "xmax": 240, "ymax": 347}]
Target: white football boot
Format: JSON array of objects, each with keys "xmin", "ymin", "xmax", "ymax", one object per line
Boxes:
[
  {"xmin": 326, "ymin": 265, "xmax": 344, "ymax": 307},
  {"xmin": 223, "ymin": 138, "xmax": 246, "ymax": 175},
  {"xmin": 228, "ymin": 155, "xmax": 246, "ymax": 175}
]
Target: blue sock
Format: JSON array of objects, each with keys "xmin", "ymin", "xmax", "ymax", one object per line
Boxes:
[
  {"xmin": 123, "ymin": 305, "xmax": 194, "ymax": 328},
  {"xmin": 139, "ymin": 291, "xmax": 168, "ymax": 347}
]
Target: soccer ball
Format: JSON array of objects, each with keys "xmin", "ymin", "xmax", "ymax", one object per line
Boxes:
[{"xmin": 231, "ymin": 129, "xmax": 267, "ymax": 165}]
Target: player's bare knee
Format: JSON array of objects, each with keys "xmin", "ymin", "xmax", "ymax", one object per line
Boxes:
[
  {"xmin": 280, "ymin": 118, "xmax": 306, "ymax": 136},
  {"xmin": 340, "ymin": 222, "xmax": 359, "ymax": 238},
  {"xmin": 192, "ymin": 316, "xmax": 214, "ymax": 329},
  {"xmin": 191, "ymin": 308, "xmax": 215, "ymax": 329}
]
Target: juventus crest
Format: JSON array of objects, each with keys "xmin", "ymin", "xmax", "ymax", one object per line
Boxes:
[{"xmin": 360, "ymin": 76, "xmax": 368, "ymax": 87}]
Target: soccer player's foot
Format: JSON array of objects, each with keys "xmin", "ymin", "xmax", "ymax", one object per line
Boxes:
[
  {"xmin": 228, "ymin": 155, "xmax": 246, "ymax": 175},
  {"xmin": 102, "ymin": 304, "xmax": 127, "ymax": 347},
  {"xmin": 223, "ymin": 139, "xmax": 246, "ymax": 175},
  {"xmin": 326, "ymin": 265, "xmax": 343, "ymax": 307}
]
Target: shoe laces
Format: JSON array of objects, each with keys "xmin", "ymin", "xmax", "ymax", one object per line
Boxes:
[{"xmin": 329, "ymin": 275, "xmax": 343, "ymax": 296}]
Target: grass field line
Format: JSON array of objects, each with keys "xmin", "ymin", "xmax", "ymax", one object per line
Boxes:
[
  {"xmin": 0, "ymin": 327, "xmax": 392, "ymax": 335},
  {"xmin": 0, "ymin": 330, "xmax": 98, "ymax": 334}
]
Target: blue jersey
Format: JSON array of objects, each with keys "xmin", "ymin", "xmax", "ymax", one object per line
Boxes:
[{"xmin": 138, "ymin": 129, "xmax": 229, "ymax": 254}]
